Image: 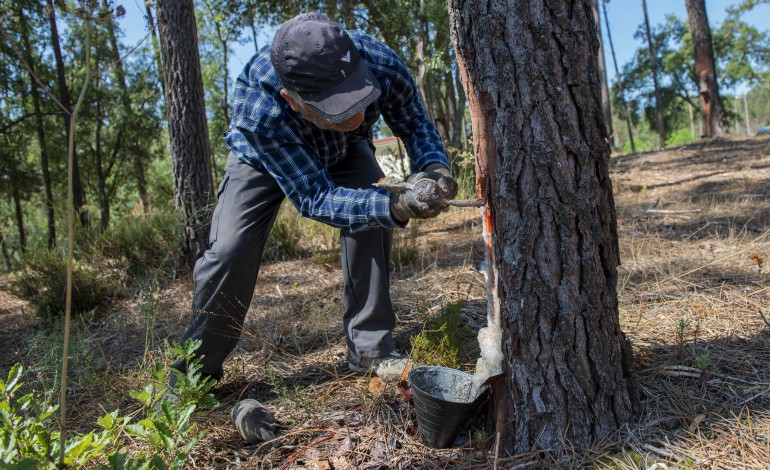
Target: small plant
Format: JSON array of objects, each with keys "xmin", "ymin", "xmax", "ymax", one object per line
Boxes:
[
  {"xmin": 675, "ymin": 317, "xmax": 692, "ymax": 359},
  {"xmin": 410, "ymin": 302, "xmax": 473, "ymax": 369},
  {"xmin": 0, "ymin": 340, "xmax": 218, "ymax": 469},
  {"xmin": 694, "ymin": 353, "xmax": 712, "ymax": 380}
]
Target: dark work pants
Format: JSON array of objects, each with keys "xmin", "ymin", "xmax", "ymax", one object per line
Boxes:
[{"xmin": 173, "ymin": 140, "xmax": 396, "ymax": 379}]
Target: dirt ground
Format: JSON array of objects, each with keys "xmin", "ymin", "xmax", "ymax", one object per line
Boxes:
[{"xmin": 1, "ymin": 135, "xmax": 769, "ymax": 469}]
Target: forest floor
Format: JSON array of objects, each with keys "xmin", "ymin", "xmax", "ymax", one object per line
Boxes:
[{"xmin": 2, "ymin": 135, "xmax": 770, "ymax": 469}]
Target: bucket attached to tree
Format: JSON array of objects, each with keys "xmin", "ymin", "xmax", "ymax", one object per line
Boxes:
[{"xmin": 409, "ymin": 366, "xmax": 488, "ymax": 448}]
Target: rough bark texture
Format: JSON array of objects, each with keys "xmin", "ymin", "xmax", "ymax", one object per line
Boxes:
[
  {"xmin": 642, "ymin": 0, "xmax": 666, "ymax": 148},
  {"xmin": 449, "ymin": 0, "xmax": 638, "ymax": 453},
  {"xmin": 685, "ymin": 0, "xmax": 725, "ymax": 137},
  {"xmin": 156, "ymin": 0, "xmax": 214, "ymax": 267},
  {"xmin": 591, "ymin": 0, "xmax": 612, "ymax": 139}
]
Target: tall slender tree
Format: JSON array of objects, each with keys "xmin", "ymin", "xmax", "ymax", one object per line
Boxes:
[
  {"xmin": 641, "ymin": 0, "xmax": 666, "ymax": 148},
  {"xmin": 449, "ymin": 0, "xmax": 637, "ymax": 453},
  {"xmin": 156, "ymin": 0, "xmax": 215, "ymax": 266},
  {"xmin": 18, "ymin": 4, "xmax": 56, "ymax": 248},
  {"xmin": 45, "ymin": 0, "xmax": 89, "ymax": 227},
  {"xmin": 685, "ymin": 0, "xmax": 725, "ymax": 137},
  {"xmin": 603, "ymin": 0, "xmax": 636, "ymax": 153},
  {"xmin": 591, "ymin": 0, "xmax": 613, "ymax": 139}
]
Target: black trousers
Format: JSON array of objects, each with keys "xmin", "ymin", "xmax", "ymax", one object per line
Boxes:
[{"xmin": 173, "ymin": 140, "xmax": 396, "ymax": 378}]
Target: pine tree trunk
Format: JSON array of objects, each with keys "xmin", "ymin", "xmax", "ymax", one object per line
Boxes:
[
  {"xmin": 415, "ymin": 0, "xmax": 433, "ymax": 119},
  {"xmin": 642, "ymin": 0, "xmax": 666, "ymax": 148},
  {"xmin": 156, "ymin": 0, "xmax": 215, "ymax": 267},
  {"xmin": 685, "ymin": 0, "xmax": 725, "ymax": 137},
  {"xmin": 10, "ymin": 160, "xmax": 26, "ymax": 253},
  {"xmin": 45, "ymin": 0, "xmax": 89, "ymax": 227},
  {"xmin": 19, "ymin": 6, "xmax": 55, "ymax": 248},
  {"xmin": 591, "ymin": 0, "xmax": 613, "ymax": 140},
  {"xmin": 449, "ymin": 0, "xmax": 638, "ymax": 453}
]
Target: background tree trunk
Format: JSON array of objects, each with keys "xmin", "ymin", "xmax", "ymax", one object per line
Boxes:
[
  {"xmin": 449, "ymin": 0, "xmax": 638, "ymax": 453},
  {"xmin": 642, "ymin": 0, "xmax": 666, "ymax": 148},
  {"xmin": 103, "ymin": 0, "xmax": 150, "ymax": 215},
  {"xmin": 603, "ymin": 0, "xmax": 636, "ymax": 153},
  {"xmin": 156, "ymin": 0, "xmax": 215, "ymax": 267},
  {"xmin": 685, "ymin": 0, "xmax": 725, "ymax": 137},
  {"xmin": 415, "ymin": 0, "xmax": 433, "ymax": 120},
  {"xmin": 591, "ymin": 0, "xmax": 613, "ymax": 140},
  {"xmin": 45, "ymin": 0, "xmax": 89, "ymax": 227},
  {"xmin": 19, "ymin": 7, "xmax": 56, "ymax": 248},
  {"xmin": 144, "ymin": 1, "xmax": 166, "ymax": 98}
]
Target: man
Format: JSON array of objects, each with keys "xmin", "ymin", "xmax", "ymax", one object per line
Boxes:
[{"xmin": 172, "ymin": 12, "xmax": 457, "ymax": 382}]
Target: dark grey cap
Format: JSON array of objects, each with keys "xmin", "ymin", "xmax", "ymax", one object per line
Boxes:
[{"xmin": 270, "ymin": 12, "xmax": 381, "ymax": 123}]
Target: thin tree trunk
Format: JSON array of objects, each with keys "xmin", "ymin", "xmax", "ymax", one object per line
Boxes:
[
  {"xmin": 46, "ymin": 0, "xmax": 88, "ymax": 227},
  {"xmin": 104, "ymin": 0, "xmax": 150, "ymax": 215},
  {"xmin": 689, "ymin": 97, "xmax": 696, "ymax": 140},
  {"xmin": 9, "ymin": 159, "xmax": 26, "ymax": 253},
  {"xmin": 19, "ymin": 7, "xmax": 56, "ymax": 248},
  {"xmin": 685, "ymin": 0, "xmax": 725, "ymax": 137},
  {"xmin": 341, "ymin": 0, "xmax": 357, "ymax": 29},
  {"xmin": 592, "ymin": 0, "xmax": 613, "ymax": 139},
  {"xmin": 145, "ymin": 0, "xmax": 166, "ymax": 98},
  {"xmin": 415, "ymin": 0, "xmax": 433, "ymax": 119},
  {"xmin": 642, "ymin": 0, "xmax": 666, "ymax": 148},
  {"xmin": 250, "ymin": 22, "xmax": 259, "ymax": 55},
  {"xmin": 156, "ymin": 0, "xmax": 215, "ymax": 267},
  {"xmin": 95, "ymin": 93, "xmax": 110, "ymax": 231},
  {"xmin": 603, "ymin": 0, "xmax": 636, "ymax": 153},
  {"xmin": 743, "ymin": 93, "xmax": 751, "ymax": 135},
  {"xmin": 449, "ymin": 0, "xmax": 638, "ymax": 453},
  {"xmin": 456, "ymin": 67, "xmax": 468, "ymax": 150},
  {"xmin": 0, "ymin": 232, "xmax": 10, "ymax": 271}
]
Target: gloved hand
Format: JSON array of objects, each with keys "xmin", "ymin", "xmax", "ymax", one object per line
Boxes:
[
  {"xmin": 389, "ymin": 172, "xmax": 446, "ymax": 222},
  {"xmin": 424, "ymin": 163, "xmax": 458, "ymax": 200}
]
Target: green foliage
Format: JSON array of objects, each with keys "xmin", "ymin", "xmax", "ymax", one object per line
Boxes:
[
  {"xmin": 409, "ymin": 302, "xmax": 473, "ymax": 369},
  {"xmin": 10, "ymin": 248, "xmax": 122, "ymax": 319},
  {"xmin": 100, "ymin": 212, "xmax": 184, "ymax": 277},
  {"xmin": 263, "ymin": 203, "xmax": 307, "ymax": 262},
  {"xmin": 666, "ymin": 127, "xmax": 695, "ymax": 147},
  {"xmin": 0, "ymin": 341, "xmax": 218, "ymax": 470}
]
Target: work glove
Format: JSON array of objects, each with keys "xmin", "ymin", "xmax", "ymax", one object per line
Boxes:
[
  {"xmin": 424, "ymin": 163, "xmax": 458, "ymax": 200},
  {"xmin": 389, "ymin": 172, "xmax": 446, "ymax": 222}
]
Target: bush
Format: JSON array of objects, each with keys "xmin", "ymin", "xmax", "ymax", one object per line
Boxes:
[
  {"xmin": 101, "ymin": 211, "xmax": 184, "ymax": 277},
  {"xmin": 10, "ymin": 248, "xmax": 122, "ymax": 320}
]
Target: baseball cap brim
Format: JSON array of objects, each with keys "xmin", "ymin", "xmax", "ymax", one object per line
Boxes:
[{"xmin": 299, "ymin": 59, "xmax": 381, "ymax": 124}]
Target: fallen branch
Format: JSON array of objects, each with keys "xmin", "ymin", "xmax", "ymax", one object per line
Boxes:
[{"xmin": 645, "ymin": 209, "xmax": 702, "ymax": 214}]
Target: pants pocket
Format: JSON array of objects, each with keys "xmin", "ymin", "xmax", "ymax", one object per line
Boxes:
[{"xmin": 209, "ymin": 174, "xmax": 230, "ymax": 244}]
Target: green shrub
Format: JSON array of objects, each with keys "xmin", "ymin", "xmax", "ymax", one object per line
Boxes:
[
  {"xmin": 101, "ymin": 211, "xmax": 184, "ymax": 277},
  {"xmin": 263, "ymin": 203, "xmax": 307, "ymax": 262},
  {"xmin": 410, "ymin": 302, "xmax": 473, "ymax": 369},
  {"xmin": 10, "ymin": 248, "xmax": 122, "ymax": 319},
  {"xmin": 666, "ymin": 128, "xmax": 695, "ymax": 147},
  {"xmin": 0, "ymin": 340, "xmax": 218, "ymax": 469}
]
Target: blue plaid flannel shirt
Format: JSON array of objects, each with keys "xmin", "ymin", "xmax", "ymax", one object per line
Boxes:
[{"xmin": 224, "ymin": 31, "xmax": 449, "ymax": 232}]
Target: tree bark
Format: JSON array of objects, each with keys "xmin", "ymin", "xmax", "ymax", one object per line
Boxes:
[
  {"xmin": 602, "ymin": 0, "xmax": 636, "ymax": 153},
  {"xmin": 45, "ymin": 0, "xmax": 89, "ymax": 227},
  {"xmin": 591, "ymin": 0, "xmax": 613, "ymax": 140},
  {"xmin": 449, "ymin": 0, "xmax": 638, "ymax": 453},
  {"xmin": 156, "ymin": 0, "xmax": 215, "ymax": 267},
  {"xmin": 19, "ymin": 6, "xmax": 56, "ymax": 248},
  {"xmin": 104, "ymin": 0, "xmax": 150, "ymax": 216},
  {"xmin": 685, "ymin": 0, "xmax": 725, "ymax": 137},
  {"xmin": 642, "ymin": 0, "xmax": 666, "ymax": 148},
  {"xmin": 415, "ymin": 0, "xmax": 433, "ymax": 120}
]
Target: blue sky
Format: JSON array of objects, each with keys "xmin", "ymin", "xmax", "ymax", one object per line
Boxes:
[{"xmin": 117, "ymin": 1, "xmax": 770, "ymax": 93}]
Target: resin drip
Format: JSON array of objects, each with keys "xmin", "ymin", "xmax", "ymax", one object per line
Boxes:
[{"xmin": 471, "ymin": 206, "xmax": 503, "ymax": 391}]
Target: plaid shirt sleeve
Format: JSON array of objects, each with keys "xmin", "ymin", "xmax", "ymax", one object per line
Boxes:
[
  {"xmin": 247, "ymin": 131, "xmax": 399, "ymax": 232},
  {"xmin": 359, "ymin": 34, "xmax": 450, "ymax": 172}
]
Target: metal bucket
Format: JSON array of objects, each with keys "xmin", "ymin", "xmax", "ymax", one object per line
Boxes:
[{"xmin": 409, "ymin": 366, "xmax": 488, "ymax": 448}]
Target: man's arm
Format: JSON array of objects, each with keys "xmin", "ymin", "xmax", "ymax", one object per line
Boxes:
[{"xmin": 245, "ymin": 131, "xmax": 405, "ymax": 232}]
